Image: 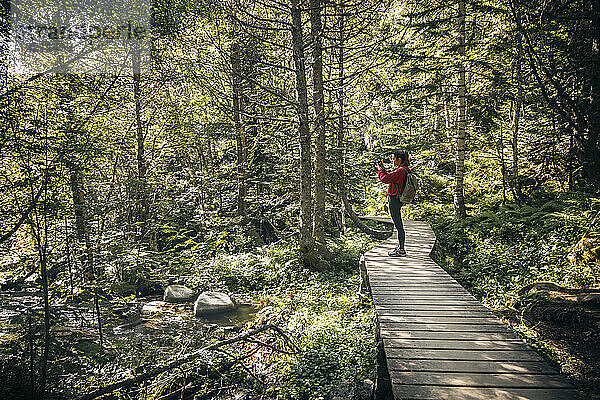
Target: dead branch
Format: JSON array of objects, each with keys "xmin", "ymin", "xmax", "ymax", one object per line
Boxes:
[
  {"xmin": 518, "ymin": 282, "xmax": 600, "ymax": 296},
  {"xmin": 242, "ymin": 337, "xmax": 298, "ymax": 355},
  {"xmin": 78, "ymin": 324, "xmax": 292, "ymax": 400}
]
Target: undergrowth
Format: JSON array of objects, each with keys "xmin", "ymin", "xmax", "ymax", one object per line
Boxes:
[{"xmin": 432, "ymin": 192, "xmax": 600, "ymax": 309}]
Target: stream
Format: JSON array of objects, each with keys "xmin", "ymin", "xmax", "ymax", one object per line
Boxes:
[{"xmin": 0, "ymin": 289, "xmax": 258, "ymax": 353}]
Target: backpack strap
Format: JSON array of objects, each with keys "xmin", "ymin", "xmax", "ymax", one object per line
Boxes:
[
  {"xmin": 399, "ymin": 166, "xmax": 409, "ymax": 195},
  {"xmin": 392, "ymin": 166, "xmax": 409, "ymax": 197}
]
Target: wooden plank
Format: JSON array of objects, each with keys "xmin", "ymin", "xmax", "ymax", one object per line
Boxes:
[
  {"xmin": 365, "ymin": 261, "xmax": 444, "ymax": 266},
  {"xmin": 368, "ymin": 275, "xmax": 458, "ymax": 280},
  {"xmin": 373, "ymin": 292, "xmax": 473, "ymax": 297},
  {"xmin": 390, "ymin": 372, "xmax": 571, "ymax": 388},
  {"xmin": 369, "ymin": 280, "xmax": 460, "ymax": 284},
  {"xmin": 376, "ymin": 303, "xmax": 488, "ymax": 309},
  {"xmin": 368, "ymin": 277, "xmax": 460, "ymax": 282},
  {"xmin": 385, "ymin": 348, "xmax": 546, "ymax": 362},
  {"xmin": 387, "ymin": 359, "xmax": 559, "ymax": 374},
  {"xmin": 372, "ymin": 293, "xmax": 475, "ymax": 298},
  {"xmin": 365, "ymin": 260, "xmax": 442, "ymax": 266},
  {"xmin": 383, "ymin": 338, "xmax": 532, "ymax": 351},
  {"xmin": 369, "ymin": 279, "xmax": 465, "ymax": 290},
  {"xmin": 392, "ymin": 386, "xmax": 582, "ymax": 400},
  {"xmin": 374, "ymin": 298, "xmax": 484, "ymax": 304},
  {"xmin": 365, "ymin": 261, "xmax": 443, "ymax": 267},
  {"xmin": 371, "ymin": 285, "xmax": 463, "ymax": 292},
  {"xmin": 374, "ymin": 305, "xmax": 490, "ymax": 312},
  {"xmin": 372, "ymin": 295, "xmax": 479, "ymax": 301},
  {"xmin": 368, "ymin": 273, "xmax": 452, "ymax": 278},
  {"xmin": 371, "ymin": 282, "xmax": 470, "ymax": 295},
  {"xmin": 380, "ymin": 331, "xmax": 518, "ymax": 341},
  {"xmin": 379, "ymin": 323, "xmax": 512, "ymax": 333},
  {"xmin": 378, "ymin": 316, "xmax": 503, "ymax": 324},
  {"xmin": 371, "ymin": 291, "xmax": 475, "ymax": 297},
  {"xmin": 365, "ymin": 268, "xmax": 448, "ymax": 274},
  {"xmin": 369, "ymin": 276, "xmax": 454, "ymax": 281},
  {"xmin": 370, "ymin": 284, "xmax": 470, "ymax": 290},
  {"xmin": 376, "ymin": 310, "xmax": 496, "ymax": 318},
  {"xmin": 373, "ymin": 297, "xmax": 481, "ymax": 304}
]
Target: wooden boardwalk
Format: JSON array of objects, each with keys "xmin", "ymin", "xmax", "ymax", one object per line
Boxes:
[{"xmin": 361, "ymin": 219, "xmax": 582, "ymax": 400}]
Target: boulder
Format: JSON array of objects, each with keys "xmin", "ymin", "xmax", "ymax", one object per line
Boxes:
[
  {"xmin": 194, "ymin": 291, "xmax": 236, "ymax": 317},
  {"xmin": 163, "ymin": 284, "xmax": 196, "ymax": 303}
]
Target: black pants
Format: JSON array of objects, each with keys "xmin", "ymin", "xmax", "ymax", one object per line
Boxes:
[{"xmin": 388, "ymin": 195, "xmax": 405, "ymax": 249}]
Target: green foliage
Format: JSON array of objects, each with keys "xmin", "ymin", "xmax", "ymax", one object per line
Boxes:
[
  {"xmin": 433, "ymin": 193, "xmax": 600, "ymax": 309},
  {"xmin": 283, "ymin": 316, "xmax": 375, "ymax": 400},
  {"xmin": 167, "ymin": 231, "xmax": 378, "ymax": 399}
]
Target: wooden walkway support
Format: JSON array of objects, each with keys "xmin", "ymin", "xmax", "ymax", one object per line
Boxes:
[{"xmin": 361, "ymin": 219, "xmax": 582, "ymax": 400}]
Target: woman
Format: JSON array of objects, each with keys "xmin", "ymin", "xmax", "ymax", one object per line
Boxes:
[{"xmin": 376, "ymin": 150, "xmax": 412, "ymax": 257}]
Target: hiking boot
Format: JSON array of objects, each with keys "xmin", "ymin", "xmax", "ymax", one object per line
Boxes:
[{"xmin": 388, "ymin": 247, "xmax": 406, "ymax": 257}]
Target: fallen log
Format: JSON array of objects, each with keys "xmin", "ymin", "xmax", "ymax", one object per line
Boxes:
[
  {"xmin": 78, "ymin": 324, "xmax": 295, "ymax": 400},
  {"xmin": 518, "ymin": 281, "xmax": 600, "ymax": 296},
  {"xmin": 341, "ymin": 192, "xmax": 390, "ymax": 240},
  {"xmin": 576, "ymin": 294, "xmax": 600, "ymax": 304}
]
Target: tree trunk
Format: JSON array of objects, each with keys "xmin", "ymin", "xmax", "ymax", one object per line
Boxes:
[
  {"xmin": 231, "ymin": 41, "xmax": 248, "ymax": 216},
  {"xmin": 512, "ymin": 33, "xmax": 524, "ymax": 199},
  {"xmin": 133, "ymin": 47, "xmax": 148, "ymax": 240},
  {"xmin": 310, "ymin": 0, "xmax": 326, "ymax": 247},
  {"xmin": 337, "ymin": 5, "xmax": 345, "ymax": 235},
  {"xmin": 498, "ymin": 121, "xmax": 507, "ymax": 204},
  {"xmin": 434, "ymin": 89, "xmax": 443, "ymax": 143},
  {"xmin": 290, "ymin": 0, "xmax": 316, "ymax": 264},
  {"xmin": 69, "ymin": 168, "xmax": 87, "ymax": 240},
  {"xmin": 454, "ymin": 0, "xmax": 467, "ymax": 218},
  {"xmin": 35, "ymin": 183, "xmax": 51, "ymax": 400},
  {"xmin": 28, "ymin": 311, "xmax": 34, "ymax": 397},
  {"xmin": 68, "ymin": 167, "xmax": 93, "ymax": 279},
  {"xmin": 64, "ymin": 215, "xmax": 73, "ymax": 298}
]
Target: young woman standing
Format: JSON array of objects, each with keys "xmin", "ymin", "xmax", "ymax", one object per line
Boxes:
[{"xmin": 376, "ymin": 150, "xmax": 412, "ymax": 257}]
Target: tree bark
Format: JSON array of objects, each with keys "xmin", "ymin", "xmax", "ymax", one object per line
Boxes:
[
  {"xmin": 454, "ymin": 0, "xmax": 467, "ymax": 218},
  {"xmin": 133, "ymin": 46, "xmax": 149, "ymax": 240},
  {"xmin": 498, "ymin": 122, "xmax": 507, "ymax": 204},
  {"xmin": 231, "ymin": 40, "xmax": 248, "ymax": 217},
  {"xmin": 512, "ymin": 32, "xmax": 524, "ymax": 199},
  {"xmin": 310, "ymin": 0, "xmax": 326, "ymax": 247},
  {"xmin": 30, "ymin": 180, "xmax": 51, "ymax": 400},
  {"xmin": 290, "ymin": 0, "xmax": 316, "ymax": 264},
  {"xmin": 337, "ymin": 5, "xmax": 345, "ymax": 235},
  {"xmin": 69, "ymin": 168, "xmax": 88, "ymax": 241}
]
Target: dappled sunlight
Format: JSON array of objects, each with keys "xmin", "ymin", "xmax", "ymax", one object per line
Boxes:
[{"xmin": 366, "ymin": 220, "xmax": 581, "ymax": 398}]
